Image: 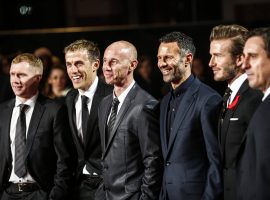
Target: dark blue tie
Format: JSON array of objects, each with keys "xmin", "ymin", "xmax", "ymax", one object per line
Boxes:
[{"xmin": 15, "ymin": 104, "xmax": 29, "ymax": 178}]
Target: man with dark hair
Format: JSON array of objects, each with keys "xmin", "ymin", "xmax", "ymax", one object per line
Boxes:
[
  {"xmin": 238, "ymin": 27, "xmax": 270, "ymax": 200},
  {"xmin": 64, "ymin": 39, "xmax": 112, "ymax": 200},
  {"xmin": 157, "ymin": 31, "xmax": 223, "ymax": 200},
  {"xmin": 209, "ymin": 24, "xmax": 262, "ymax": 200}
]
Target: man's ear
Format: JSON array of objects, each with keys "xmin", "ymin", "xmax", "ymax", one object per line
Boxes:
[
  {"xmin": 185, "ymin": 53, "xmax": 193, "ymax": 67},
  {"xmin": 129, "ymin": 60, "xmax": 138, "ymax": 72},
  {"xmin": 92, "ymin": 59, "xmax": 100, "ymax": 72},
  {"xmin": 36, "ymin": 74, "xmax": 42, "ymax": 82},
  {"xmin": 236, "ymin": 54, "xmax": 244, "ymax": 67}
]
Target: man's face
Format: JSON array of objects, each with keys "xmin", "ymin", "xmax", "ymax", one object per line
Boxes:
[
  {"xmin": 209, "ymin": 39, "xmax": 239, "ymax": 83},
  {"xmin": 243, "ymin": 36, "xmax": 270, "ymax": 92},
  {"xmin": 10, "ymin": 61, "xmax": 40, "ymax": 99},
  {"xmin": 157, "ymin": 42, "xmax": 185, "ymax": 86},
  {"xmin": 65, "ymin": 50, "xmax": 98, "ymax": 91},
  {"xmin": 102, "ymin": 45, "xmax": 132, "ymax": 87}
]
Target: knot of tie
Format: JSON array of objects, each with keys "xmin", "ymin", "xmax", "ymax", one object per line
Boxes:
[
  {"xmin": 223, "ymin": 87, "xmax": 232, "ymax": 105},
  {"xmin": 111, "ymin": 97, "xmax": 120, "ymax": 110},
  {"xmin": 81, "ymin": 95, "xmax": 89, "ymax": 108},
  {"xmin": 19, "ymin": 104, "xmax": 29, "ymax": 113}
]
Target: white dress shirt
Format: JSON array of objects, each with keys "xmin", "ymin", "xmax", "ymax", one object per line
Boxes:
[
  {"xmin": 9, "ymin": 94, "xmax": 38, "ymax": 183},
  {"xmin": 75, "ymin": 76, "xmax": 98, "ymax": 175},
  {"xmin": 228, "ymin": 74, "xmax": 247, "ymax": 105}
]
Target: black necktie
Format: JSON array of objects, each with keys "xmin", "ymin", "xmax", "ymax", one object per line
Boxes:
[
  {"xmin": 107, "ymin": 97, "xmax": 120, "ymax": 143},
  {"xmin": 15, "ymin": 104, "xmax": 29, "ymax": 178},
  {"xmin": 221, "ymin": 87, "xmax": 232, "ymax": 121},
  {"xmin": 81, "ymin": 95, "xmax": 89, "ymax": 143}
]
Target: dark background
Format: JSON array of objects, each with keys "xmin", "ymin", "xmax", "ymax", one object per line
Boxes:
[{"xmin": 0, "ymin": 0, "xmax": 269, "ymax": 96}]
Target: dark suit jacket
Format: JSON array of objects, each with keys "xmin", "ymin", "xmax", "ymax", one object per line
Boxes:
[
  {"xmin": 0, "ymin": 94, "xmax": 76, "ymax": 200},
  {"xmin": 97, "ymin": 83, "xmax": 163, "ymax": 200},
  {"xmin": 237, "ymin": 95, "xmax": 270, "ymax": 200},
  {"xmin": 219, "ymin": 80, "xmax": 262, "ymax": 200},
  {"xmin": 159, "ymin": 78, "xmax": 223, "ymax": 200},
  {"xmin": 65, "ymin": 79, "xmax": 112, "ymax": 179}
]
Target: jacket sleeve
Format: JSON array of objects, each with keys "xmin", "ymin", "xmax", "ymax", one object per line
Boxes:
[
  {"xmin": 137, "ymin": 100, "xmax": 163, "ymax": 200},
  {"xmin": 49, "ymin": 104, "xmax": 77, "ymax": 200},
  {"xmin": 200, "ymin": 94, "xmax": 223, "ymax": 200}
]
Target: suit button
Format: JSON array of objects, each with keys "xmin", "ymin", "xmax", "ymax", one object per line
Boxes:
[{"xmin": 166, "ymin": 162, "xmax": 170, "ymax": 166}]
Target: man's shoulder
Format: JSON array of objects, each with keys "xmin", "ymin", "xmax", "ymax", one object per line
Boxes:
[{"xmin": 97, "ymin": 79, "xmax": 113, "ymax": 96}]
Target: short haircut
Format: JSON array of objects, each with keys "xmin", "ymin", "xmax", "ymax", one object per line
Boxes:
[
  {"xmin": 12, "ymin": 53, "xmax": 43, "ymax": 75},
  {"xmin": 159, "ymin": 31, "xmax": 196, "ymax": 56},
  {"xmin": 210, "ymin": 24, "xmax": 248, "ymax": 57},
  {"xmin": 246, "ymin": 27, "xmax": 270, "ymax": 58},
  {"xmin": 64, "ymin": 39, "xmax": 100, "ymax": 61}
]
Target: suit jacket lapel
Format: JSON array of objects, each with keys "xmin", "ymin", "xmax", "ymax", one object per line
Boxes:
[
  {"xmin": 3, "ymin": 100, "xmax": 15, "ymax": 162},
  {"xmin": 166, "ymin": 79, "xmax": 199, "ymax": 160},
  {"xmin": 220, "ymin": 80, "xmax": 250, "ymax": 157},
  {"xmin": 101, "ymin": 95, "xmax": 113, "ymax": 157},
  {"xmin": 84, "ymin": 80, "xmax": 105, "ymax": 148},
  {"xmin": 160, "ymin": 94, "xmax": 170, "ymax": 153},
  {"xmin": 104, "ymin": 84, "xmax": 137, "ymax": 157},
  {"xmin": 67, "ymin": 89, "xmax": 85, "ymax": 151},
  {"xmin": 25, "ymin": 95, "xmax": 46, "ymax": 158}
]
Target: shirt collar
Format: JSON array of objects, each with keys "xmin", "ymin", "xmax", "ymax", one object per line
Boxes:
[
  {"xmin": 114, "ymin": 80, "xmax": 135, "ymax": 104},
  {"xmin": 262, "ymin": 87, "xmax": 270, "ymax": 101},
  {"xmin": 172, "ymin": 74, "xmax": 194, "ymax": 97},
  {"xmin": 78, "ymin": 76, "xmax": 98, "ymax": 99},
  {"xmin": 15, "ymin": 93, "xmax": 38, "ymax": 108},
  {"xmin": 228, "ymin": 73, "xmax": 247, "ymax": 93},
  {"xmin": 227, "ymin": 74, "xmax": 247, "ymax": 104}
]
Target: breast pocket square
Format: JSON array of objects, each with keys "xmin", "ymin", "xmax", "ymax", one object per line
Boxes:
[{"xmin": 230, "ymin": 118, "xmax": 239, "ymax": 121}]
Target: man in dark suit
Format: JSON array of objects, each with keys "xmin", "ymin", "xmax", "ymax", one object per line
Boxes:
[
  {"xmin": 0, "ymin": 53, "xmax": 75, "ymax": 200},
  {"xmin": 157, "ymin": 32, "xmax": 223, "ymax": 200},
  {"xmin": 64, "ymin": 40, "xmax": 112, "ymax": 200},
  {"xmin": 96, "ymin": 40, "xmax": 163, "ymax": 200},
  {"xmin": 237, "ymin": 27, "xmax": 270, "ymax": 200},
  {"xmin": 208, "ymin": 24, "xmax": 262, "ymax": 200}
]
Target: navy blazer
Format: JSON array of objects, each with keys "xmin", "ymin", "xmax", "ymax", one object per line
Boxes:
[{"xmin": 160, "ymin": 78, "xmax": 223, "ymax": 200}]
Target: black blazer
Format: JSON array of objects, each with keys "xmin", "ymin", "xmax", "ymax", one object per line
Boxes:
[
  {"xmin": 159, "ymin": 78, "xmax": 223, "ymax": 200},
  {"xmin": 65, "ymin": 79, "xmax": 112, "ymax": 179},
  {"xmin": 237, "ymin": 95, "xmax": 270, "ymax": 200},
  {"xmin": 219, "ymin": 80, "xmax": 262, "ymax": 200},
  {"xmin": 97, "ymin": 83, "xmax": 163, "ymax": 200},
  {"xmin": 0, "ymin": 94, "xmax": 76, "ymax": 200}
]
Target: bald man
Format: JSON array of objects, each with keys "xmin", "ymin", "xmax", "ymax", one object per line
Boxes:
[{"xmin": 96, "ymin": 41, "xmax": 163, "ymax": 200}]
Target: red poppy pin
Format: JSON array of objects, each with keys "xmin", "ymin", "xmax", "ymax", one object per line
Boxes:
[{"xmin": 228, "ymin": 95, "xmax": 240, "ymax": 110}]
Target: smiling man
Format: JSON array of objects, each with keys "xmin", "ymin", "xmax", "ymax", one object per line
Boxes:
[
  {"xmin": 157, "ymin": 32, "xmax": 223, "ymax": 200},
  {"xmin": 64, "ymin": 40, "xmax": 112, "ymax": 200}
]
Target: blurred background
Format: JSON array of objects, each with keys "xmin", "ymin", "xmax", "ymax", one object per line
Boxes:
[{"xmin": 0, "ymin": 0, "xmax": 269, "ymax": 100}]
